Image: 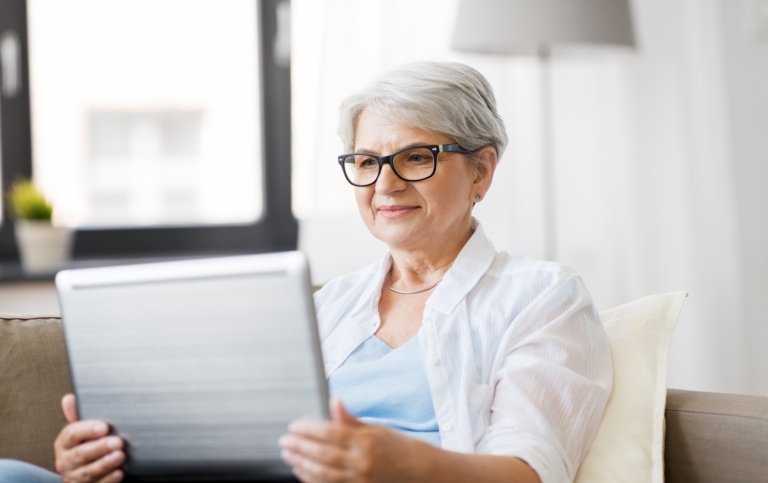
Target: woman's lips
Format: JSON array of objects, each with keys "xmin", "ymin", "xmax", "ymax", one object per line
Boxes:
[{"xmin": 377, "ymin": 205, "xmax": 417, "ymax": 219}]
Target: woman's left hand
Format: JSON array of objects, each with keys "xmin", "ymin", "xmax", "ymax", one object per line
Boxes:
[{"xmin": 279, "ymin": 398, "xmax": 425, "ymax": 483}]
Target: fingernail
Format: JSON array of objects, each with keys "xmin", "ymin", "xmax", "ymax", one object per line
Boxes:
[
  {"xmin": 93, "ymin": 422, "xmax": 108, "ymax": 434},
  {"xmin": 277, "ymin": 435, "xmax": 288, "ymax": 447},
  {"xmin": 281, "ymin": 449, "xmax": 297, "ymax": 464},
  {"xmin": 108, "ymin": 451, "xmax": 123, "ymax": 462},
  {"xmin": 107, "ymin": 437, "xmax": 122, "ymax": 450}
]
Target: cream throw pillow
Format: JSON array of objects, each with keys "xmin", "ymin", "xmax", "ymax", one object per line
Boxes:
[{"xmin": 574, "ymin": 291, "xmax": 688, "ymax": 483}]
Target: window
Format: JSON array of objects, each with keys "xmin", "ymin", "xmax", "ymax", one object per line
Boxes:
[
  {"xmin": 85, "ymin": 110, "xmax": 211, "ymax": 227},
  {"xmin": 0, "ymin": 0, "xmax": 295, "ymax": 266}
]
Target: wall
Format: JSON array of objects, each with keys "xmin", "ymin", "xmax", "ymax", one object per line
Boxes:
[
  {"xmin": 720, "ymin": 0, "xmax": 768, "ymax": 394},
  {"xmin": 292, "ymin": 0, "xmax": 768, "ymax": 395}
]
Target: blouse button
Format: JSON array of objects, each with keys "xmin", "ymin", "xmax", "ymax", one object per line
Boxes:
[
  {"xmin": 443, "ymin": 421, "xmax": 454, "ymax": 431},
  {"xmin": 430, "ymin": 357, "xmax": 441, "ymax": 366}
]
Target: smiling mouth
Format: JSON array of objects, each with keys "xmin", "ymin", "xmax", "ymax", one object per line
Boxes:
[{"xmin": 377, "ymin": 206, "xmax": 417, "ymax": 219}]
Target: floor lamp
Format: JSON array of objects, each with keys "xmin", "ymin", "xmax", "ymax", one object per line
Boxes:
[{"xmin": 451, "ymin": 0, "xmax": 635, "ymax": 261}]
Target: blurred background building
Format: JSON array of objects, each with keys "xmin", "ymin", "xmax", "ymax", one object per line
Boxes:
[{"xmin": 27, "ymin": 0, "xmax": 263, "ymax": 228}]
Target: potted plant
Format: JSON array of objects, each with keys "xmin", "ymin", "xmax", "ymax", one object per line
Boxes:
[{"xmin": 6, "ymin": 179, "xmax": 74, "ymax": 274}]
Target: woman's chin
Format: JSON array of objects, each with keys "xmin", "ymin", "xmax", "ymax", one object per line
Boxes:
[
  {"xmin": 372, "ymin": 210, "xmax": 418, "ymax": 227},
  {"xmin": 370, "ymin": 223, "xmax": 424, "ymax": 249}
]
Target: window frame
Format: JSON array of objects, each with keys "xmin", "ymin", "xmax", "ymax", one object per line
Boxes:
[{"xmin": 0, "ymin": 0, "xmax": 296, "ymax": 267}]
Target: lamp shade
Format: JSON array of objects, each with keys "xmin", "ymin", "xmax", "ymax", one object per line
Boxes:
[{"xmin": 451, "ymin": 0, "xmax": 636, "ymax": 55}]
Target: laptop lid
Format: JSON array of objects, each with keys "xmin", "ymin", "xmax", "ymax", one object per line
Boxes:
[{"xmin": 56, "ymin": 251, "xmax": 329, "ymax": 480}]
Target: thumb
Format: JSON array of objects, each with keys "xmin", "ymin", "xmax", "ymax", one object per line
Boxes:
[
  {"xmin": 61, "ymin": 394, "xmax": 79, "ymax": 423},
  {"xmin": 330, "ymin": 397, "xmax": 361, "ymax": 426}
]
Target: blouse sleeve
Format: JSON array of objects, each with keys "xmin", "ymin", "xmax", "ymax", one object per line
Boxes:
[{"xmin": 476, "ymin": 275, "xmax": 613, "ymax": 483}]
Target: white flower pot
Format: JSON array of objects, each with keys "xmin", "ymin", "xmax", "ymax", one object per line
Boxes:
[{"xmin": 14, "ymin": 220, "xmax": 75, "ymax": 274}]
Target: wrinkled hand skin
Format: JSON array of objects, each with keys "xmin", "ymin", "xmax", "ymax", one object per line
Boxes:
[
  {"xmin": 54, "ymin": 394, "xmax": 126, "ymax": 483},
  {"xmin": 279, "ymin": 398, "xmax": 426, "ymax": 483}
]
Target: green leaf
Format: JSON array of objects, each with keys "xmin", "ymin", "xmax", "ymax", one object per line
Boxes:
[{"xmin": 6, "ymin": 179, "xmax": 53, "ymax": 221}]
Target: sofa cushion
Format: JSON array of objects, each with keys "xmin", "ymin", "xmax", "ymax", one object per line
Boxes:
[
  {"xmin": 665, "ymin": 388, "xmax": 768, "ymax": 482},
  {"xmin": 0, "ymin": 314, "xmax": 72, "ymax": 473},
  {"xmin": 575, "ymin": 292, "xmax": 687, "ymax": 483}
]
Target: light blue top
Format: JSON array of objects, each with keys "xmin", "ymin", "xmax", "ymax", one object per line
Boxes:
[{"xmin": 328, "ymin": 333, "xmax": 441, "ymax": 447}]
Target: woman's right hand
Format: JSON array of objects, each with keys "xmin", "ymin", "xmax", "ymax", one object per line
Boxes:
[{"xmin": 54, "ymin": 394, "xmax": 125, "ymax": 483}]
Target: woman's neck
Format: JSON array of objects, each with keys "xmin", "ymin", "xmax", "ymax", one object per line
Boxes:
[{"xmin": 388, "ymin": 225, "xmax": 474, "ymax": 288}]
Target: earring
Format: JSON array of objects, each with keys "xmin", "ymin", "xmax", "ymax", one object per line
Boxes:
[{"xmin": 475, "ymin": 194, "xmax": 481, "ymax": 200}]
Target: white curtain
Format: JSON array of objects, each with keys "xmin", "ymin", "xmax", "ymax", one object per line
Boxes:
[{"xmin": 292, "ymin": 0, "xmax": 765, "ymax": 395}]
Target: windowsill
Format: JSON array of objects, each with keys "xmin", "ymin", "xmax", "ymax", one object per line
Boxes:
[{"xmin": 0, "ymin": 253, "xmax": 238, "ymax": 282}]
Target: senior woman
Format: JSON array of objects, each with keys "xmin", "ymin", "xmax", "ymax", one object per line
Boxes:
[
  {"xmin": 0, "ymin": 61, "xmax": 611, "ymax": 483},
  {"xmin": 277, "ymin": 61, "xmax": 612, "ymax": 483}
]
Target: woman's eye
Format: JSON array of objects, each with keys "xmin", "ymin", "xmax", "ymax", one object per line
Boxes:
[
  {"xmin": 408, "ymin": 154, "xmax": 429, "ymax": 163},
  {"xmin": 358, "ymin": 158, "xmax": 377, "ymax": 169}
]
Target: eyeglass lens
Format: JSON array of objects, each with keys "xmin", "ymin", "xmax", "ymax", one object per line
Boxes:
[{"xmin": 342, "ymin": 146, "xmax": 435, "ymax": 186}]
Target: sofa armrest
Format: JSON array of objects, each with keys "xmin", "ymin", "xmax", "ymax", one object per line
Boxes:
[
  {"xmin": 0, "ymin": 314, "xmax": 72, "ymax": 473},
  {"xmin": 665, "ymin": 388, "xmax": 768, "ymax": 483}
]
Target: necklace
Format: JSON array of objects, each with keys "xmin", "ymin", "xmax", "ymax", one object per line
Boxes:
[{"xmin": 389, "ymin": 279, "xmax": 441, "ymax": 295}]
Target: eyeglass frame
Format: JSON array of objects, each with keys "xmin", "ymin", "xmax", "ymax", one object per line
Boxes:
[{"xmin": 337, "ymin": 143, "xmax": 474, "ymax": 187}]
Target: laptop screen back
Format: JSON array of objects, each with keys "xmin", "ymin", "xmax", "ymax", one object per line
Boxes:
[{"xmin": 56, "ymin": 251, "xmax": 328, "ymax": 480}]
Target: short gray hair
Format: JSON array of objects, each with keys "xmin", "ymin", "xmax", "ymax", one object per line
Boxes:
[{"xmin": 338, "ymin": 61, "xmax": 508, "ymax": 162}]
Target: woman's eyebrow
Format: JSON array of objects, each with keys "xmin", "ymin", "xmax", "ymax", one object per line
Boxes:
[
  {"xmin": 353, "ymin": 142, "xmax": 431, "ymax": 154},
  {"xmin": 352, "ymin": 147, "xmax": 378, "ymax": 155}
]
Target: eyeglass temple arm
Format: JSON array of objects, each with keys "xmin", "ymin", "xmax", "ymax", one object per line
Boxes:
[{"xmin": 439, "ymin": 144, "xmax": 474, "ymax": 154}]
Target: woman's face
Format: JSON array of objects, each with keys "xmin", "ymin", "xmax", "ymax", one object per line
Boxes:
[{"xmin": 352, "ymin": 108, "xmax": 486, "ymax": 253}]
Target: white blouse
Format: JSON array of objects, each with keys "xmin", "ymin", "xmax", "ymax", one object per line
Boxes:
[{"xmin": 314, "ymin": 220, "xmax": 613, "ymax": 482}]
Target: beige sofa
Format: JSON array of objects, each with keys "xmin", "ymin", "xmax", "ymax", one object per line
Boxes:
[{"xmin": 2, "ymin": 314, "xmax": 767, "ymax": 481}]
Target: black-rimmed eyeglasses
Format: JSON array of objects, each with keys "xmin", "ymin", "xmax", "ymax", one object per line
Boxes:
[{"xmin": 338, "ymin": 144, "xmax": 473, "ymax": 187}]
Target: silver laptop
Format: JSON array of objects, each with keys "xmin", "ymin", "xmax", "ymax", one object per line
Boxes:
[{"xmin": 56, "ymin": 251, "xmax": 329, "ymax": 481}]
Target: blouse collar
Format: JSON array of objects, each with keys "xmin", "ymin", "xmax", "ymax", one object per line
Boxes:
[{"xmin": 365, "ymin": 217, "xmax": 497, "ymax": 316}]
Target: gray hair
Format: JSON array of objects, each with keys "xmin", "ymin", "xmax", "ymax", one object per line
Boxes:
[{"xmin": 337, "ymin": 61, "xmax": 508, "ymax": 164}]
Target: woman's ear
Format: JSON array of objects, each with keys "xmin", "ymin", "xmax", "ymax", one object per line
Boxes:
[{"xmin": 471, "ymin": 146, "xmax": 498, "ymax": 201}]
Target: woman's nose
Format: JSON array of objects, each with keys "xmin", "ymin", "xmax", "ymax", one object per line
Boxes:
[{"xmin": 374, "ymin": 163, "xmax": 406, "ymax": 194}]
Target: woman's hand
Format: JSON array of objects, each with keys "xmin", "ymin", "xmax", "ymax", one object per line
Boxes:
[
  {"xmin": 54, "ymin": 394, "xmax": 126, "ymax": 483},
  {"xmin": 279, "ymin": 398, "xmax": 426, "ymax": 483}
]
